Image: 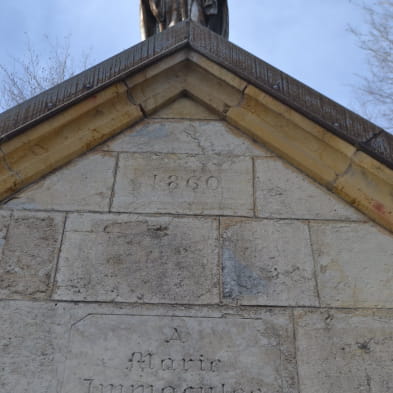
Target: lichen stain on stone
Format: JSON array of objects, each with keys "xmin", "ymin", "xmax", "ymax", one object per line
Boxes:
[
  {"xmin": 104, "ymin": 221, "xmax": 148, "ymax": 234},
  {"xmin": 372, "ymin": 201, "xmax": 386, "ymax": 215},
  {"xmin": 30, "ymin": 144, "xmax": 48, "ymax": 156},
  {"xmin": 223, "ymin": 247, "xmax": 267, "ymax": 299},
  {"xmin": 103, "ymin": 221, "xmax": 169, "ymax": 241},
  {"xmin": 356, "ymin": 338, "xmax": 373, "ymax": 354},
  {"xmin": 147, "ymin": 225, "xmax": 169, "ymax": 239},
  {"xmin": 319, "ymin": 259, "xmax": 347, "ymax": 283}
]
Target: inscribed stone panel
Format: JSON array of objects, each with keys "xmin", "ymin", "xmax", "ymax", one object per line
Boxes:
[
  {"xmin": 112, "ymin": 154, "xmax": 253, "ymax": 216},
  {"xmin": 5, "ymin": 152, "xmax": 117, "ymax": 212},
  {"xmin": 221, "ymin": 218, "xmax": 318, "ymax": 306},
  {"xmin": 53, "ymin": 213, "xmax": 219, "ymax": 303},
  {"xmin": 0, "ymin": 302, "xmax": 297, "ymax": 393},
  {"xmin": 310, "ymin": 222, "xmax": 393, "ymax": 307},
  {"xmin": 60, "ymin": 313, "xmax": 298, "ymax": 393},
  {"xmin": 255, "ymin": 158, "xmax": 363, "ymax": 220},
  {"xmin": 295, "ymin": 309, "xmax": 393, "ymax": 393},
  {"xmin": 0, "ymin": 211, "xmax": 64, "ymax": 299},
  {"xmin": 101, "ymin": 120, "xmax": 271, "ymax": 156}
]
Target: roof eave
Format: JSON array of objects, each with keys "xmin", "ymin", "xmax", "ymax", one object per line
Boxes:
[{"xmin": 0, "ymin": 20, "xmax": 392, "ymax": 169}]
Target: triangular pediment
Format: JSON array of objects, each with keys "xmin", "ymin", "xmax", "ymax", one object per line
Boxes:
[
  {"xmin": 4, "ymin": 112, "xmax": 362, "ymax": 224},
  {"xmin": 0, "ymin": 44, "xmax": 391, "ymax": 233}
]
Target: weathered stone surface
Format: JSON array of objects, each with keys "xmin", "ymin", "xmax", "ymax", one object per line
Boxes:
[
  {"xmin": 53, "ymin": 213, "xmax": 219, "ymax": 303},
  {"xmin": 101, "ymin": 120, "xmax": 271, "ymax": 156},
  {"xmin": 0, "ymin": 301, "xmax": 296, "ymax": 393},
  {"xmin": 255, "ymin": 158, "xmax": 363, "ymax": 220},
  {"xmin": 0, "ymin": 301, "xmax": 70, "ymax": 393},
  {"xmin": 0, "ymin": 210, "xmax": 11, "ymax": 255},
  {"xmin": 333, "ymin": 150, "xmax": 393, "ymax": 233},
  {"xmin": 112, "ymin": 153, "xmax": 253, "ymax": 216},
  {"xmin": 310, "ymin": 222, "xmax": 393, "ymax": 307},
  {"xmin": 221, "ymin": 218, "xmax": 318, "ymax": 306},
  {"xmin": 188, "ymin": 51, "xmax": 248, "ymax": 93},
  {"xmin": 227, "ymin": 92, "xmax": 352, "ymax": 187},
  {"xmin": 295, "ymin": 309, "xmax": 393, "ymax": 393},
  {"xmin": 152, "ymin": 97, "xmax": 220, "ymax": 120},
  {"xmin": 6, "ymin": 152, "xmax": 117, "ymax": 212},
  {"xmin": 0, "ymin": 81, "xmax": 142, "ymax": 203},
  {"xmin": 0, "ymin": 211, "xmax": 64, "ymax": 299},
  {"xmin": 60, "ymin": 313, "xmax": 298, "ymax": 393},
  {"xmin": 127, "ymin": 59, "xmax": 243, "ymax": 116}
]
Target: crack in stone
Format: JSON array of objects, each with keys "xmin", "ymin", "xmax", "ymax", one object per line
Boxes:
[
  {"xmin": 230, "ymin": 83, "xmax": 249, "ymax": 111},
  {"xmin": 329, "ymin": 148, "xmax": 358, "ymax": 190},
  {"xmin": 183, "ymin": 127, "xmax": 205, "ymax": 154},
  {"xmin": 0, "ymin": 145, "xmax": 21, "ymax": 179}
]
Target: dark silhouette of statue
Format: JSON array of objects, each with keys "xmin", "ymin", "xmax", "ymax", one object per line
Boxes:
[{"xmin": 140, "ymin": 0, "xmax": 229, "ymax": 40}]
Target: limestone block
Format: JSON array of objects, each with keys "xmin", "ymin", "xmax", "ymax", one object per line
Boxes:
[
  {"xmin": 295, "ymin": 309, "xmax": 393, "ymax": 393},
  {"xmin": 0, "ymin": 211, "xmax": 64, "ymax": 299},
  {"xmin": 61, "ymin": 312, "xmax": 297, "ymax": 393},
  {"xmin": 112, "ymin": 153, "xmax": 253, "ymax": 216},
  {"xmin": 184, "ymin": 63, "xmax": 243, "ymax": 114},
  {"xmin": 6, "ymin": 152, "xmax": 117, "ymax": 212},
  {"xmin": 334, "ymin": 150, "xmax": 393, "ymax": 233},
  {"xmin": 53, "ymin": 213, "xmax": 219, "ymax": 303},
  {"xmin": 0, "ymin": 301, "xmax": 297, "ymax": 393},
  {"xmin": 128, "ymin": 59, "xmax": 243, "ymax": 115},
  {"xmin": 310, "ymin": 222, "xmax": 393, "ymax": 307},
  {"xmin": 255, "ymin": 158, "xmax": 363, "ymax": 220},
  {"xmin": 0, "ymin": 210, "xmax": 11, "ymax": 254},
  {"xmin": 188, "ymin": 51, "xmax": 248, "ymax": 92},
  {"xmin": 226, "ymin": 86, "xmax": 355, "ymax": 187},
  {"xmin": 221, "ymin": 218, "xmax": 318, "ymax": 306},
  {"xmin": 101, "ymin": 120, "xmax": 272, "ymax": 157},
  {"xmin": 0, "ymin": 301, "xmax": 70, "ymax": 393}
]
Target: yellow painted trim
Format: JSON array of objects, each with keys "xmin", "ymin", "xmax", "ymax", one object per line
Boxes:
[
  {"xmin": 0, "ymin": 82, "xmax": 143, "ymax": 200},
  {"xmin": 226, "ymin": 85, "xmax": 393, "ymax": 232}
]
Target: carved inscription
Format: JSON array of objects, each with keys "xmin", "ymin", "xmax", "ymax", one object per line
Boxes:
[
  {"xmin": 127, "ymin": 352, "xmax": 221, "ymax": 372},
  {"xmin": 153, "ymin": 175, "xmax": 221, "ymax": 192},
  {"xmin": 83, "ymin": 380, "xmax": 264, "ymax": 393},
  {"xmin": 60, "ymin": 315, "xmax": 293, "ymax": 393},
  {"xmin": 165, "ymin": 328, "xmax": 183, "ymax": 343},
  {"xmin": 112, "ymin": 154, "xmax": 254, "ymax": 215}
]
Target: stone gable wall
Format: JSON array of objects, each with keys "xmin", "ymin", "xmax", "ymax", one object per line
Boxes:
[{"xmin": 1, "ymin": 114, "xmax": 393, "ymax": 393}]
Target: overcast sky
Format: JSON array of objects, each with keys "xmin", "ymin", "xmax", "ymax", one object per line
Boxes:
[{"xmin": 0, "ymin": 1, "xmax": 378, "ymax": 126}]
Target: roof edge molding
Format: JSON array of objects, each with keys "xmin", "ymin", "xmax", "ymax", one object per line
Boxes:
[
  {"xmin": 0, "ymin": 21, "xmax": 392, "ymax": 168},
  {"xmin": 0, "ymin": 82, "xmax": 143, "ymax": 202}
]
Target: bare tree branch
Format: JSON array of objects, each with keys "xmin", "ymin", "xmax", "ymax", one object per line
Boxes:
[
  {"xmin": 0, "ymin": 34, "xmax": 92, "ymax": 112},
  {"xmin": 350, "ymin": 0, "xmax": 393, "ymax": 132}
]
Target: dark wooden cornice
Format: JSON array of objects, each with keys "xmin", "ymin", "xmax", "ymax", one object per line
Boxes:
[{"xmin": 0, "ymin": 21, "xmax": 392, "ymax": 169}]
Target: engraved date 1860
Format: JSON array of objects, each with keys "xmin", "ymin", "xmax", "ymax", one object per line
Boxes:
[{"xmin": 153, "ymin": 175, "xmax": 221, "ymax": 192}]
